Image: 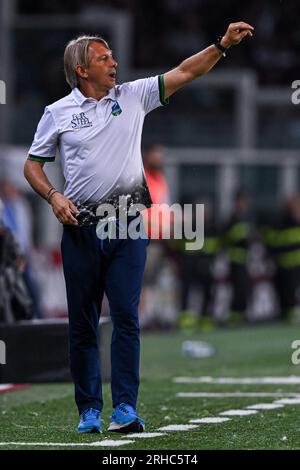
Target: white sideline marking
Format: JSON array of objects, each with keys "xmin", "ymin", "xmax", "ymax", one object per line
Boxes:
[
  {"xmin": 0, "ymin": 384, "xmax": 13, "ymax": 391},
  {"xmin": 158, "ymin": 424, "xmax": 199, "ymax": 432},
  {"xmin": 122, "ymin": 432, "xmax": 166, "ymax": 438},
  {"xmin": 176, "ymin": 392, "xmax": 299, "ymax": 398},
  {"xmin": 0, "ymin": 384, "xmax": 30, "ymax": 395},
  {"xmin": 274, "ymin": 398, "xmax": 300, "ymax": 405},
  {"xmin": 174, "ymin": 376, "xmax": 300, "ymax": 385},
  {"xmin": 189, "ymin": 417, "xmax": 230, "ymax": 424},
  {"xmin": 246, "ymin": 403, "xmax": 284, "ymax": 410},
  {"xmin": 220, "ymin": 409, "xmax": 258, "ymax": 416},
  {"xmin": 0, "ymin": 440, "xmax": 134, "ymax": 447}
]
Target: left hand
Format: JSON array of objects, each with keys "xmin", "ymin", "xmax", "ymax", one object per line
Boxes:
[{"xmin": 221, "ymin": 22, "xmax": 254, "ymax": 48}]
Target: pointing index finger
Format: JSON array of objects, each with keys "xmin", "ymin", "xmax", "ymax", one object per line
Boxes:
[{"xmin": 233, "ymin": 22, "xmax": 254, "ymax": 30}]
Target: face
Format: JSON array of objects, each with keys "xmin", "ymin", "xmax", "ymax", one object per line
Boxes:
[
  {"xmin": 287, "ymin": 195, "xmax": 300, "ymax": 220},
  {"xmin": 145, "ymin": 146, "xmax": 164, "ymax": 171},
  {"xmin": 236, "ymin": 195, "xmax": 250, "ymax": 214},
  {"xmin": 77, "ymin": 41, "xmax": 118, "ymax": 90}
]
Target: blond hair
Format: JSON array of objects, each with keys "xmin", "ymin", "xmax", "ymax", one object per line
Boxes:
[{"xmin": 64, "ymin": 35, "xmax": 109, "ymax": 89}]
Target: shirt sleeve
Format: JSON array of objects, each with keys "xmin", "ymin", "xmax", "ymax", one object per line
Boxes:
[
  {"xmin": 27, "ymin": 107, "xmax": 58, "ymax": 162},
  {"xmin": 127, "ymin": 75, "xmax": 169, "ymax": 115}
]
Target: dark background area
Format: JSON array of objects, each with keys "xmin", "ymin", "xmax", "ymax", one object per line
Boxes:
[{"xmin": 16, "ymin": 0, "xmax": 299, "ymax": 85}]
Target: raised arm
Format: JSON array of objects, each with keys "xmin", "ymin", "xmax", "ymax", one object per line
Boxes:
[{"xmin": 163, "ymin": 22, "xmax": 254, "ymax": 98}]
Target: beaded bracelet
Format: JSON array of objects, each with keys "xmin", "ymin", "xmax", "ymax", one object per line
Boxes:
[{"xmin": 46, "ymin": 187, "xmax": 58, "ymax": 203}]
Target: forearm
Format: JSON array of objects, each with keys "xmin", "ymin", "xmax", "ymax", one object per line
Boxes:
[
  {"xmin": 178, "ymin": 44, "xmax": 224, "ymax": 81},
  {"xmin": 163, "ymin": 44, "xmax": 224, "ymax": 97},
  {"xmin": 24, "ymin": 158, "xmax": 79, "ymax": 225},
  {"xmin": 163, "ymin": 22, "xmax": 253, "ymax": 98},
  {"xmin": 24, "ymin": 159, "xmax": 55, "ymax": 201}
]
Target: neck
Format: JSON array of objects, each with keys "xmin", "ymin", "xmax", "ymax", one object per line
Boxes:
[{"xmin": 78, "ymin": 81, "xmax": 109, "ymax": 101}]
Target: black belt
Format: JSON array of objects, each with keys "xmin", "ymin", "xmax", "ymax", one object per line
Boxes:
[{"xmin": 74, "ymin": 203, "xmax": 141, "ymax": 227}]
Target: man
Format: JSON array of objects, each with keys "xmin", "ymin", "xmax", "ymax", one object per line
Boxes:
[
  {"xmin": 142, "ymin": 144, "xmax": 172, "ymax": 328},
  {"xmin": 263, "ymin": 194, "xmax": 300, "ymax": 322},
  {"xmin": 177, "ymin": 197, "xmax": 221, "ymax": 332},
  {"xmin": 143, "ymin": 145, "xmax": 170, "ymax": 208},
  {"xmin": 1, "ymin": 179, "xmax": 42, "ymax": 319},
  {"xmin": 143, "ymin": 144, "xmax": 171, "ymax": 239},
  {"xmin": 24, "ymin": 22, "xmax": 253, "ymax": 434},
  {"xmin": 0, "ymin": 198, "xmax": 32, "ymax": 323},
  {"xmin": 223, "ymin": 190, "xmax": 253, "ymax": 324}
]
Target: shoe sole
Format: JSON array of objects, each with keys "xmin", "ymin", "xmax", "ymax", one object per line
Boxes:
[
  {"xmin": 108, "ymin": 419, "xmax": 145, "ymax": 434},
  {"xmin": 77, "ymin": 427, "xmax": 102, "ymax": 434}
]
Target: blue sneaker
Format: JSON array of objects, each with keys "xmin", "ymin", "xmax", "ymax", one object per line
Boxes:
[
  {"xmin": 77, "ymin": 408, "xmax": 101, "ymax": 434},
  {"xmin": 108, "ymin": 403, "xmax": 145, "ymax": 433}
]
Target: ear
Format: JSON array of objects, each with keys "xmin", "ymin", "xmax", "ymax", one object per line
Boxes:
[{"xmin": 76, "ymin": 65, "xmax": 88, "ymax": 80}]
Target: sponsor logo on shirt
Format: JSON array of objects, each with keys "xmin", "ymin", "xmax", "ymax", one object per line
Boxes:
[
  {"xmin": 71, "ymin": 112, "xmax": 93, "ymax": 129},
  {"xmin": 111, "ymin": 102, "xmax": 122, "ymax": 116}
]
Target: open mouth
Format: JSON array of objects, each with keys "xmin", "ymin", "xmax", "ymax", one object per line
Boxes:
[{"xmin": 109, "ymin": 72, "xmax": 116, "ymax": 80}]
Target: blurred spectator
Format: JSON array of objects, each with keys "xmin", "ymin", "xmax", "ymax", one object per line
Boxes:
[
  {"xmin": 223, "ymin": 190, "xmax": 254, "ymax": 324},
  {"xmin": 176, "ymin": 198, "xmax": 222, "ymax": 332},
  {"xmin": 0, "ymin": 180, "xmax": 42, "ymax": 318},
  {"xmin": 263, "ymin": 194, "xmax": 300, "ymax": 322},
  {"xmin": 141, "ymin": 145, "xmax": 178, "ymax": 328},
  {"xmin": 143, "ymin": 145, "xmax": 170, "ymax": 204},
  {"xmin": 143, "ymin": 144, "xmax": 171, "ymax": 239},
  {"xmin": 1, "ymin": 180, "xmax": 32, "ymax": 253},
  {"xmin": 0, "ymin": 198, "xmax": 32, "ymax": 323}
]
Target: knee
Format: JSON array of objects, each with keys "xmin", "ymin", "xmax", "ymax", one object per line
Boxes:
[
  {"xmin": 110, "ymin": 307, "xmax": 140, "ymax": 332},
  {"xmin": 69, "ymin": 322, "xmax": 99, "ymax": 347}
]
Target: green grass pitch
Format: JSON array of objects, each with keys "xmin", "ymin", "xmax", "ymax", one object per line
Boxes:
[{"xmin": 1, "ymin": 324, "xmax": 300, "ymax": 450}]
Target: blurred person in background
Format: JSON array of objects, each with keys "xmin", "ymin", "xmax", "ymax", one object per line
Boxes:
[
  {"xmin": 223, "ymin": 190, "xmax": 254, "ymax": 325},
  {"xmin": 263, "ymin": 194, "xmax": 300, "ymax": 322},
  {"xmin": 143, "ymin": 144, "xmax": 171, "ymax": 238},
  {"xmin": 1, "ymin": 180, "xmax": 32, "ymax": 255},
  {"xmin": 0, "ymin": 180, "xmax": 42, "ymax": 319},
  {"xmin": 23, "ymin": 23, "xmax": 253, "ymax": 434},
  {"xmin": 0, "ymin": 198, "xmax": 32, "ymax": 323},
  {"xmin": 176, "ymin": 198, "xmax": 221, "ymax": 332},
  {"xmin": 141, "ymin": 144, "xmax": 174, "ymax": 329}
]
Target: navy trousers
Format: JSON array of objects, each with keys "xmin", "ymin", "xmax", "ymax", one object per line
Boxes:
[{"xmin": 61, "ymin": 218, "xmax": 148, "ymax": 415}]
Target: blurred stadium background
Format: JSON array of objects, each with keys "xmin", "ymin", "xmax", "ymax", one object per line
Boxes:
[
  {"xmin": 1, "ymin": 0, "xmax": 300, "ymax": 449},
  {"xmin": 1, "ymin": 0, "xmax": 300, "ymax": 325}
]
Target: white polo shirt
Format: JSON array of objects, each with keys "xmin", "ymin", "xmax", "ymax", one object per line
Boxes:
[{"xmin": 28, "ymin": 75, "xmax": 168, "ymax": 210}]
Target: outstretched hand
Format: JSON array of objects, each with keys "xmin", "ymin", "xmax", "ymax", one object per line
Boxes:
[{"xmin": 221, "ymin": 22, "xmax": 254, "ymax": 48}]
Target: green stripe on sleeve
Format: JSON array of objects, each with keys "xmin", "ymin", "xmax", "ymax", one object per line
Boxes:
[
  {"xmin": 158, "ymin": 75, "xmax": 169, "ymax": 106},
  {"xmin": 28, "ymin": 154, "xmax": 55, "ymax": 162}
]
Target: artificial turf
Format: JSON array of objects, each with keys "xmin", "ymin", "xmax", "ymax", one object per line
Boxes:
[{"xmin": 1, "ymin": 323, "xmax": 300, "ymax": 450}]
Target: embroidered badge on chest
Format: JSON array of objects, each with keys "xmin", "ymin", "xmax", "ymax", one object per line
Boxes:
[
  {"xmin": 71, "ymin": 112, "xmax": 93, "ymax": 129},
  {"xmin": 111, "ymin": 102, "xmax": 122, "ymax": 116}
]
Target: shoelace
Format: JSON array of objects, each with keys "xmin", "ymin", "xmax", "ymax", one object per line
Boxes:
[
  {"xmin": 118, "ymin": 404, "xmax": 136, "ymax": 415},
  {"xmin": 115, "ymin": 404, "xmax": 144, "ymax": 425},
  {"xmin": 82, "ymin": 408, "xmax": 99, "ymax": 421}
]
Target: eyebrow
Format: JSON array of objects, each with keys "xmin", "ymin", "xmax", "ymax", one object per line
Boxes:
[{"xmin": 98, "ymin": 50, "xmax": 113, "ymax": 58}]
